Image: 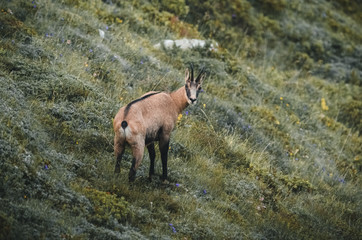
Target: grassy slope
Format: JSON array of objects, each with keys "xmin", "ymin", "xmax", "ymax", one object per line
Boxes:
[{"xmin": 0, "ymin": 0, "xmax": 361, "ymax": 239}]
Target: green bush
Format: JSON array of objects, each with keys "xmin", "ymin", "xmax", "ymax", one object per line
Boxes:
[{"xmin": 78, "ymin": 186, "xmax": 130, "ymax": 226}]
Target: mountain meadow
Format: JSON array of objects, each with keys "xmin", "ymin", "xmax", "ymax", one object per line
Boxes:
[{"xmin": 0, "ymin": 0, "xmax": 361, "ymax": 239}]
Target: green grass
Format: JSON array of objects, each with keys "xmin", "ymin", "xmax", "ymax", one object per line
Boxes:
[{"xmin": 0, "ymin": 0, "xmax": 361, "ymax": 239}]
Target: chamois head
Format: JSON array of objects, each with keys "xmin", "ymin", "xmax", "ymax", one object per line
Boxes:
[{"xmin": 185, "ymin": 66, "xmax": 205, "ymax": 105}]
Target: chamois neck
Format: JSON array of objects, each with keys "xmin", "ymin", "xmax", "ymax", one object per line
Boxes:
[{"xmin": 170, "ymin": 85, "xmax": 189, "ymax": 114}]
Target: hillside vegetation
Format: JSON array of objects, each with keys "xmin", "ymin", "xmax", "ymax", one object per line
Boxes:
[{"xmin": 0, "ymin": 0, "xmax": 361, "ymax": 239}]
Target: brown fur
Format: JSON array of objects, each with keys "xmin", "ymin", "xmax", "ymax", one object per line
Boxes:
[{"xmin": 113, "ymin": 67, "xmax": 205, "ymax": 182}]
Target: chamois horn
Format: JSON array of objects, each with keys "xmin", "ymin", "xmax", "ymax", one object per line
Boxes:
[
  {"xmin": 189, "ymin": 63, "xmax": 194, "ymax": 81},
  {"xmin": 196, "ymin": 67, "xmax": 205, "ymax": 83}
]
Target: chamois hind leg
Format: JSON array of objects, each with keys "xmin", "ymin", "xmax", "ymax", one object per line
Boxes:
[
  {"xmin": 147, "ymin": 143, "xmax": 156, "ymax": 181},
  {"xmin": 114, "ymin": 134, "xmax": 125, "ymax": 173},
  {"xmin": 129, "ymin": 143, "xmax": 145, "ymax": 182},
  {"xmin": 159, "ymin": 136, "xmax": 170, "ymax": 182}
]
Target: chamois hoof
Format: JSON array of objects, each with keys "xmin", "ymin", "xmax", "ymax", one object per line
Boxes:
[
  {"xmin": 114, "ymin": 166, "xmax": 120, "ymax": 174},
  {"xmin": 161, "ymin": 178, "xmax": 169, "ymax": 185},
  {"xmin": 128, "ymin": 168, "xmax": 136, "ymax": 182}
]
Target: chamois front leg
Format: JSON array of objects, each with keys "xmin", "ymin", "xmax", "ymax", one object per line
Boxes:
[
  {"xmin": 114, "ymin": 134, "xmax": 125, "ymax": 173},
  {"xmin": 147, "ymin": 143, "xmax": 156, "ymax": 181},
  {"xmin": 159, "ymin": 136, "xmax": 170, "ymax": 182},
  {"xmin": 129, "ymin": 142, "xmax": 145, "ymax": 182}
]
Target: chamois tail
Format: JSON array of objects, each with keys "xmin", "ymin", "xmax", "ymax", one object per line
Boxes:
[{"xmin": 121, "ymin": 121, "xmax": 128, "ymax": 130}]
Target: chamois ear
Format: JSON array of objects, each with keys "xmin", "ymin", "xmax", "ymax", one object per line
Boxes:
[
  {"xmin": 196, "ymin": 70, "xmax": 206, "ymax": 85},
  {"xmin": 185, "ymin": 68, "xmax": 191, "ymax": 83}
]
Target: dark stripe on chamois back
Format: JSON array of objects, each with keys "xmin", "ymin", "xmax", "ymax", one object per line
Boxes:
[{"xmin": 124, "ymin": 92, "xmax": 161, "ymax": 116}]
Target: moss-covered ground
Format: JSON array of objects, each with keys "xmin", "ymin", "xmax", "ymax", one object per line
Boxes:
[{"xmin": 0, "ymin": 0, "xmax": 361, "ymax": 239}]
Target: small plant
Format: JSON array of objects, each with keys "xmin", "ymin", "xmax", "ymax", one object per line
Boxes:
[{"xmin": 77, "ymin": 185, "xmax": 130, "ymax": 226}]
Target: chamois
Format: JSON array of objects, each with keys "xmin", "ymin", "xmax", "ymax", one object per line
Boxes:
[{"xmin": 113, "ymin": 67, "xmax": 205, "ymax": 182}]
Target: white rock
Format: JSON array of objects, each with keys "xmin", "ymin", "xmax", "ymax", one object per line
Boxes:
[{"xmin": 154, "ymin": 38, "xmax": 218, "ymax": 51}]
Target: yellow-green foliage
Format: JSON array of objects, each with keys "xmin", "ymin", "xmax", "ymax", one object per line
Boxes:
[
  {"xmin": 158, "ymin": 0, "xmax": 189, "ymax": 17},
  {"xmin": 338, "ymin": 99, "xmax": 362, "ymax": 131},
  {"xmin": 78, "ymin": 185, "xmax": 129, "ymax": 225},
  {"xmin": 319, "ymin": 114, "xmax": 344, "ymax": 131},
  {"xmin": 141, "ymin": 2, "xmax": 199, "ymax": 38},
  {"xmin": 260, "ymin": 0, "xmax": 287, "ymax": 12},
  {"xmin": 0, "ymin": 9, "xmax": 36, "ymax": 37},
  {"xmin": 250, "ymin": 106, "xmax": 280, "ymax": 125},
  {"xmin": 249, "ymin": 167, "xmax": 314, "ymax": 194}
]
